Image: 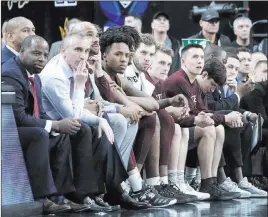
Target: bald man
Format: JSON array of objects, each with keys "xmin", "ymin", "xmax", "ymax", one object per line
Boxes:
[
  {"xmin": 1, "ymin": 20, "xmax": 8, "ymax": 48},
  {"xmin": 2, "ymin": 16, "xmax": 35, "ymax": 65}
]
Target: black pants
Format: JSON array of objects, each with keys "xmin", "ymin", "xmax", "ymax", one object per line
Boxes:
[{"xmin": 18, "ymin": 127, "xmax": 74, "ymax": 199}]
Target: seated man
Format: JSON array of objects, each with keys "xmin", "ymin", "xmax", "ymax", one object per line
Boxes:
[
  {"xmin": 40, "ymin": 32, "xmax": 148, "ymax": 210},
  {"xmin": 1, "ymin": 35, "xmax": 99, "ymax": 214},
  {"xmin": 144, "ymin": 44, "xmax": 210, "ymax": 201},
  {"xmin": 2, "ymin": 16, "xmax": 35, "ymax": 65},
  {"xmin": 98, "ymin": 26, "xmax": 199, "ymax": 206},
  {"xmin": 201, "ymin": 50, "xmax": 267, "ymax": 198},
  {"xmin": 253, "ymin": 60, "xmax": 267, "ymax": 82},
  {"xmin": 164, "ymin": 44, "xmax": 243, "ymax": 200}
]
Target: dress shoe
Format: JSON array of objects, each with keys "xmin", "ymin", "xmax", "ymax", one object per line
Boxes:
[
  {"xmin": 42, "ymin": 198, "xmax": 71, "ymax": 215},
  {"xmin": 94, "ymin": 196, "xmax": 121, "ymax": 212},
  {"xmin": 84, "ymin": 196, "xmax": 112, "ymax": 212},
  {"xmin": 59, "ymin": 198, "xmax": 91, "ymax": 212}
]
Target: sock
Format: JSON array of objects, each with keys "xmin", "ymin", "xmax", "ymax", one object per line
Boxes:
[
  {"xmin": 196, "ymin": 167, "xmax": 201, "ymax": 183},
  {"xmin": 177, "ymin": 170, "xmax": 185, "ymax": 184},
  {"xmin": 185, "ymin": 167, "xmax": 197, "ymax": 183},
  {"xmin": 146, "ymin": 176, "xmax": 161, "ymax": 186},
  {"xmin": 168, "ymin": 170, "xmax": 178, "ymax": 184},
  {"xmin": 160, "ymin": 176, "xmax": 168, "ymax": 184},
  {"xmin": 201, "ymin": 177, "xmax": 214, "ymax": 186},
  {"xmin": 128, "ymin": 171, "xmax": 143, "ymax": 192},
  {"xmin": 49, "ymin": 195, "xmax": 64, "ymax": 203}
]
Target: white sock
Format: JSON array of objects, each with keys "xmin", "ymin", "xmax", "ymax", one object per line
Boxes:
[
  {"xmin": 160, "ymin": 176, "xmax": 169, "ymax": 184},
  {"xmin": 168, "ymin": 170, "xmax": 178, "ymax": 184},
  {"xmin": 185, "ymin": 167, "xmax": 197, "ymax": 183},
  {"xmin": 146, "ymin": 176, "xmax": 161, "ymax": 186},
  {"xmin": 128, "ymin": 169, "xmax": 143, "ymax": 192},
  {"xmin": 177, "ymin": 170, "xmax": 185, "ymax": 184}
]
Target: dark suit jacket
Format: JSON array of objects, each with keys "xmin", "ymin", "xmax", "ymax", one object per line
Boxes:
[
  {"xmin": 206, "ymin": 87, "xmax": 246, "ymax": 113},
  {"xmin": 240, "ymin": 82, "xmax": 268, "ymax": 128},
  {"xmin": 1, "ymin": 56, "xmax": 51, "ymax": 128},
  {"xmin": 1, "ymin": 46, "xmax": 16, "ymax": 65}
]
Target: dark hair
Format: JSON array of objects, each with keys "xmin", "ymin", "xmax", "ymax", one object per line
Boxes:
[
  {"xmin": 93, "ymin": 24, "xmax": 103, "ymax": 37},
  {"xmin": 226, "ymin": 52, "xmax": 239, "ymax": 61},
  {"xmin": 125, "ymin": 13, "xmax": 142, "ymax": 21},
  {"xmin": 20, "ymin": 35, "xmax": 47, "ymax": 52},
  {"xmin": 204, "ymin": 44, "xmax": 225, "ymax": 61},
  {"xmin": 100, "ymin": 26, "xmax": 141, "ymax": 54},
  {"xmin": 181, "ymin": 44, "xmax": 203, "ymax": 57},
  {"xmin": 224, "ymin": 47, "xmax": 238, "ymax": 55},
  {"xmin": 140, "ymin": 33, "xmax": 156, "ymax": 47},
  {"xmin": 202, "ymin": 57, "xmax": 227, "ymax": 86},
  {"xmin": 237, "ymin": 47, "xmax": 251, "ymax": 54}
]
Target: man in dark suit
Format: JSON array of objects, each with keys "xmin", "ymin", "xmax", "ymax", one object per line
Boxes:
[
  {"xmin": 203, "ymin": 50, "xmax": 267, "ymax": 197},
  {"xmin": 2, "ymin": 16, "xmax": 35, "ymax": 65},
  {"xmin": 1, "ymin": 35, "xmax": 119, "ymax": 213}
]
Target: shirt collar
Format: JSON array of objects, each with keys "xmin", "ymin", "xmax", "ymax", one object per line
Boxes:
[
  {"xmin": 6, "ymin": 45, "xmax": 19, "ymax": 56},
  {"xmin": 58, "ymin": 55, "xmax": 74, "ymax": 79}
]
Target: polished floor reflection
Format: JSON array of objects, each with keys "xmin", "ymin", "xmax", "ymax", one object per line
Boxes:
[{"xmin": 32, "ymin": 198, "xmax": 267, "ymax": 217}]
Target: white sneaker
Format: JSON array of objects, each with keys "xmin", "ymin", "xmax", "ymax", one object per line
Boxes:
[
  {"xmin": 238, "ymin": 177, "xmax": 267, "ymax": 198},
  {"xmin": 178, "ymin": 183, "xmax": 210, "ymax": 200},
  {"xmin": 219, "ymin": 177, "xmax": 251, "ymax": 198}
]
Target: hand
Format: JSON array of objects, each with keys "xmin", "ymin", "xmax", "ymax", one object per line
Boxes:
[
  {"xmin": 120, "ymin": 106, "xmax": 143, "ymax": 123},
  {"xmin": 53, "ymin": 118, "xmax": 81, "ymax": 135},
  {"xmin": 84, "ymin": 99, "xmax": 99, "ymax": 116},
  {"xmin": 247, "ymin": 113, "xmax": 258, "ymax": 123},
  {"xmin": 96, "ymin": 101, "xmax": 104, "ymax": 117},
  {"xmin": 237, "ymin": 78, "xmax": 255, "ymax": 97},
  {"xmin": 86, "ymin": 52, "xmax": 103, "ymax": 77},
  {"xmin": 170, "ymin": 94, "xmax": 189, "ymax": 107},
  {"xmin": 226, "ymin": 78, "xmax": 237, "ymax": 93},
  {"xmin": 194, "ymin": 113, "xmax": 214, "ymax": 128},
  {"xmin": 166, "ymin": 106, "xmax": 189, "ymax": 121},
  {"xmin": 74, "ymin": 60, "xmax": 88, "ymax": 88},
  {"xmin": 98, "ymin": 118, "xmax": 114, "ymax": 144},
  {"xmin": 225, "ymin": 111, "xmax": 242, "ymax": 125}
]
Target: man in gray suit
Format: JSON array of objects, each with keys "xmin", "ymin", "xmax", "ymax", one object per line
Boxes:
[{"xmin": 48, "ymin": 18, "xmax": 81, "ymax": 60}]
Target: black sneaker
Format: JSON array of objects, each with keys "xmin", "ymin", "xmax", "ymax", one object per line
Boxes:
[
  {"xmin": 154, "ymin": 184, "xmax": 198, "ymax": 204},
  {"xmin": 248, "ymin": 176, "xmax": 266, "ymax": 190},
  {"xmin": 130, "ymin": 184, "xmax": 177, "ymax": 208},
  {"xmin": 199, "ymin": 182, "xmax": 241, "ymax": 201}
]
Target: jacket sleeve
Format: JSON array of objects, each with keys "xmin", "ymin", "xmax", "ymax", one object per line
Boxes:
[{"xmin": 2, "ymin": 76, "xmax": 47, "ymax": 128}]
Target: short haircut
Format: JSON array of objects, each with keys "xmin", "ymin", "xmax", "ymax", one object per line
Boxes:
[
  {"xmin": 202, "ymin": 57, "xmax": 227, "ymax": 86},
  {"xmin": 62, "ymin": 33, "xmax": 88, "ymax": 49},
  {"xmin": 156, "ymin": 45, "xmax": 174, "ymax": 57},
  {"xmin": 233, "ymin": 16, "xmax": 252, "ymax": 30},
  {"xmin": 226, "ymin": 52, "xmax": 239, "ymax": 61},
  {"xmin": 20, "ymin": 35, "xmax": 47, "ymax": 52},
  {"xmin": 68, "ymin": 21, "xmax": 96, "ymax": 36},
  {"xmin": 67, "ymin": 18, "xmax": 81, "ymax": 31},
  {"xmin": 100, "ymin": 26, "xmax": 141, "ymax": 54},
  {"xmin": 224, "ymin": 47, "xmax": 238, "ymax": 55},
  {"xmin": 2, "ymin": 20, "xmax": 9, "ymax": 35},
  {"xmin": 204, "ymin": 44, "xmax": 225, "ymax": 61},
  {"xmin": 140, "ymin": 33, "xmax": 156, "ymax": 47},
  {"xmin": 5, "ymin": 16, "xmax": 32, "ymax": 33},
  {"xmin": 237, "ymin": 47, "xmax": 251, "ymax": 54},
  {"xmin": 255, "ymin": 60, "xmax": 267, "ymax": 69},
  {"xmin": 94, "ymin": 24, "xmax": 102, "ymax": 36},
  {"xmin": 181, "ymin": 44, "xmax": 203, "ymax": 57}
]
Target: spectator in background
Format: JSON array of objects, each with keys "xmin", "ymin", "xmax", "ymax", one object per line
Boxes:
[
  {"xmin": 237, "ymin": 47, "xmax": 252, "ymax": 82},
  {"xmin": 48, "ymin": 18, "xmax": 81, "ymax": 60},
  {"xmin": 253, "ymin": 60, "xmax": 267, "ymax": 82},
  {"xmin": 124, "ymin": 14, "xmax": 142, "ymax": 33},
  {"xmin": 2, "ymin": 16, "xmax": 35, "ymax": 65},
  {"xmin": 151, "ymin": 12, "xmax": 181, "ymax": 76},
  {"xmin": 231, "ymin": 16, "xmax": 257, "ymax": 52},
  {"xmin": 1, "ymin": 20, "xmax": 8, "ymax": 48},
  {"xmin": 189, "ymin": 10, "xmax": 231, "ymax": 48}
]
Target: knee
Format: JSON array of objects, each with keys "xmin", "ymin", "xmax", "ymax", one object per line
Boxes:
[
  {"xmin": 79, "ymin": 123, "xmax": 92, "ymax": 135},
  {"xmin": 174, "ymin": 124, "xmax": 182, "ymax": 138},
  {"xmin": 142, "ymin": 113, "xmax": 156, "ymax": 129},
  {"xmin": 201, "ymin": 126, "xmax": 216, "ymax": 141},
  {"xmin": 181, "ymin": 127, "xmax": 189, "ymax": 141},
  {"xmin": 110, "ymin": 113, "xmax": 128, "ymax": 131},
  {"xmin": 215, "ymin": 124, "xmax": 225, "ymax": 138}
]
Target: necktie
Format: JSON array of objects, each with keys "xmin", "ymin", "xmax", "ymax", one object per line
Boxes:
[
  {"xmin": 29, "ymin": 77, "xmax": 39, "ymax": 118},
  {"xmin": 226, "ymin": 88, "xmax": 231, "ymax": 97},
  {"xmin": 84, "ymin": 76, "xmax": 91, "ymax": 98}
]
